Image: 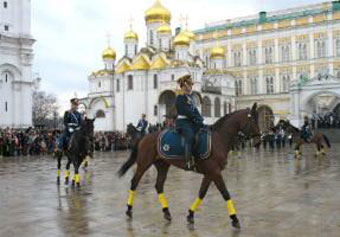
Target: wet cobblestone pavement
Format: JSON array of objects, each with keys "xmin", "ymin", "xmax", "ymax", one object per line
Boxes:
[{"xmin": 1, "ymin": 145, "xmax": 340, "ymax": 237}]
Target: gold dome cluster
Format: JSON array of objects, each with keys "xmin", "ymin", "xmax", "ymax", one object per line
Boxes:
[
  {"xmin": 102, "ymin": 47, "xmax": 116, "ymax": 60},
  {"xmin": 173, "ymin": 31, "xmax": 190, "ymax": 47},
  {"xmin": 183, "ymin": 29, "xmax": 196, "ymax": 41},
  {"xmin": 210, "ymin": 44, "xmax": 225, "ymax": 59},
  {"xmin": 145, "ymin": 0, "xmax": 171, "ymax": 24},
  {"xmin": 124, "ymin": 29, "xmax": 138, "ymax": 41},
  {"xmin": 157, "ymin": 23, "xmax": 171, "ymax": 35}
]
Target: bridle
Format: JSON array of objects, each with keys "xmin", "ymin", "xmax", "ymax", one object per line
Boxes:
[{"xmin": 240, "ymin": 113, "xmax": 261, "ymax": 140}]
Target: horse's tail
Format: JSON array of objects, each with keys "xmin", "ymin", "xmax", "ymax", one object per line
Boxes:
[
  {"xmin": 118, "ymin": 141, "xmax": 140, "ymax": 178},
  {"xmin": 323, "ymin": 134, "xmax": 331, "ymax": 148}
]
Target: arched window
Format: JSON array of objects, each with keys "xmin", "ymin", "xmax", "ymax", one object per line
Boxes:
[
  {"xmin": 135, "ymin": 45, "xmax": 137, "ymax": 54},
  {"xmin": 266, "ymin": 76, "xmax": 274, "ymax": 94},
  {"xmin": 154, "ymin": 105, "xmax": 158, "ymax": 116},
  {"xmin": 5, "ymin": 73, "xmax": 8, "ymax": 83},
  {"xmin": 128, "ymin": 75, "xmax": 133, "ymax": 90},
  {"xmin": 116, "ymin": 79, "xmax": 120, "ymax": 92},
  {"xmin": 98, "ymin": 81, "xmax": 101, "ymax": 88},
  {"xmin": 228, "ymin": 103, "xmax": 232, "ymax": 113},
  {"xmin": 202, "ymin": 96, "xmax": 211, "ymax": 117},
  {"xmin": 214, "ymin": 97, "xmax": 221, "ymax": 117},
  {"xmin": 223, "ymin": 101, "xmax": 227, "ymax": 115},
  {"xmin": 282, "ymin": 75, "xmax": 290, "ymax": 92},
  {"xmin": 150, "ymin": 30, "xmax": 154, "ymax": 45},
  {"xmin": 235, "ymin": 80, "xmax": 242, "ymax": 96},
  {"xmin": 171, "ymin": 74, "xmax": 175, "ymax": 81},
  {"xmin": 96, "ymin": 110, "xmax": 105, "ymax": 118},
  {"xmin": 5, "ymin": 101, "xmax": 8, "ymax": 112},
  {"xmin": 3, "ymin": 1, "xmax": 8, "ymax": 8},
  {"xmin": 336, "ymin": 39, "xmax": 340, "ymax": 57},
  {"xmin": 125, "ymin": 44, "xmax": 128, "ymax": 56},
  {"xmin": 250, "ymin": 77, "xmax": 258, "ymax": 95},
  {"xmin": 153, "ymin": 74, "xmax": 158, "ymax": 89}
]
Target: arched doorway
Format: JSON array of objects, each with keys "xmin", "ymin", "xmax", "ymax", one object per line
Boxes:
[
  {"xmin": 258, "ymin": 105, "xmax": 274, "ymax": 132},
  {"xmin": 158, "ymin": 90, "xmax": 176, "ymax": 117}
]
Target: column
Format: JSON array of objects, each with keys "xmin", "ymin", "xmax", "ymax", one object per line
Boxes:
[
  {"xmin": 275, "ymin": 67, "xmax": 280, "ymax": 93},
  {"xmin": 242, "ymin": 42, "xmax": 247, "ymax": 66},
  {"xmin": 309, "ymin": 33, "xmax": 315, "ymax": 60},
  {"xmin": 291, "ymin": 35, "xmax": 297, "ymax": 61},
  {"xmin": 274, "ymin": 38, "xmax": 279, "ymax": 63},
  {"xmin": 258, "ymin": 40, "xmax": 263, "ymax": 65}
]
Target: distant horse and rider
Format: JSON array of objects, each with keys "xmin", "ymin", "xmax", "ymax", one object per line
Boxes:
[
  {"xmin": 56, "ymin": 98, "xmax": 95, "ymax": 187},
  {"xmin": 275, "ymin": 117, "xmax": 331, "ymax": 158},
  {"xmin": 118, "ymin": 75, "xmax": 261, "ymax": 229}
]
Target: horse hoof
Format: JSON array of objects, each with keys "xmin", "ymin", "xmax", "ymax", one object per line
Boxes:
[
  {"xmin": 126, "ymin": 210, "xmax": 133, "ymax": 218},
  {"xmin": 187, "ymin": 210, "xmax": 194, "ymax": 224},
  {"xmin": 232, "ymin": 220, "xmax": 241, "ymax": 229},
  {"xmin": 231, "ymin": 215, "xmax": 241, "ymax": 229},
  {"xmin": 163, "ymin": 209, "xmax": 172, "ymax": 221}
]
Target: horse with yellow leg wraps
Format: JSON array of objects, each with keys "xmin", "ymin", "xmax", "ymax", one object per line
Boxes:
[
  {"xmin": 275, "ymin": 120, "xmax": 331, "ymax": 158},
  {"xmin": 118, "ymin": 103, "xmax": 261, "ymax": 229}
]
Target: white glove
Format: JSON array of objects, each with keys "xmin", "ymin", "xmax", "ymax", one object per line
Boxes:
[{"xmin": 68, "ymin": 128, "xmax": 74, "ymax": 133}]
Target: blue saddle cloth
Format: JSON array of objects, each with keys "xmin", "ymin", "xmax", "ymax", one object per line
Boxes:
[{"xmin": 158, "ymin": 128, "xmax": 211, "ymax": 160}]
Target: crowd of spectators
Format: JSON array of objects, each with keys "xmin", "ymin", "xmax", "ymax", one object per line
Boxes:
[
  {"xmin": 0, "ymin": 128, "xmax": 59, "ymax": 157},
  {"xmin": 311, "ymin": 112, "xmax": 340, "ymax": 129},
  {"xmin": 0, "ymin": 128, "xmax": 131, "ymax": 157}
]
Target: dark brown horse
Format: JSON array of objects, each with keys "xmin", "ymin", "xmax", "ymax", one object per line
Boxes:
[
  {"xmin": 276, "ymin": 120, "xmax": 331, "ymax": 158},
  {"xmin": 118, "ymin": 103, "xmax": 261, "ymax": 229}
]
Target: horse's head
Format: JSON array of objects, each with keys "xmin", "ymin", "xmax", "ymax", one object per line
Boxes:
[
  {"xmin": 127, "ymin": 123, "xmax": 139, "ymax": 137},
  {"xmin": 83, "ymin": 117, "xmax": 95, "ymax": 138},
  {"xmin": 239, "ymin": 103, "xmax": 261, "ymax": 148}
]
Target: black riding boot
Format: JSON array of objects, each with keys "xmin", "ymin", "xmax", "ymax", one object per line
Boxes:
[{"xmin": 184, "ymin": 144, "xmax": 194, "ymax": 171}]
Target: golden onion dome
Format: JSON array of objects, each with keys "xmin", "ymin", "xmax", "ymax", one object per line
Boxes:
[
  {"xmin": 145, "ymin": 0, "xmax": 171, "ymax": 24},
  {"xmin": 157, "ymin": 23, "xmax": 171, "ymax": 34},
  {"xmin": 210, "ymin": 44, "xmax": 225, "ymax": 59},
  {"xmin": 102, "ymin": 47, "xmax": 116, "ymax": 60},
  {"xmin": 124, "ymin": 30, "xmax": 138, "ymax": 41},
  {"xmin": 173, "ymin": 31, "xmax": 190, "ymax": 47},
  {"xmin": 183, "ymin": 29, "xmax": 196, "ymax": 41}
]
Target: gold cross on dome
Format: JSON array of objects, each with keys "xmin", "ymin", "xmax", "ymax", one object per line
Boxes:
[
  {"xmin": 128, "ymin": 16, "xmax": 134, "ymax": 29},
  {"xmin": 106, "ymin": 32, "xmax": 111, "ymax": 47}
]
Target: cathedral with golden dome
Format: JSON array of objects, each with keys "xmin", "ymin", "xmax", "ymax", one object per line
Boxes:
[{"xmin": 80, "ymin": 0, "xmax": 235, "ymax": 131}]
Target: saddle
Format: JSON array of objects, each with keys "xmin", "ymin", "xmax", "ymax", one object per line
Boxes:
[{"xmin": 157, "ymin": 128, "xmax": 212, "ymax": 160}]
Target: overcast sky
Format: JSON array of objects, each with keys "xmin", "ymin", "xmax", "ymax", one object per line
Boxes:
[{"xmin": 31, "ymin": 0, "xmax": 326, "ymax": 113}]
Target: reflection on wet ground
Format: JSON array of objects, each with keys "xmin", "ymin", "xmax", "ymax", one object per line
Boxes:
[{"xmin": 1, "ymin": 145, "xmax": 340, "ymax": 237}]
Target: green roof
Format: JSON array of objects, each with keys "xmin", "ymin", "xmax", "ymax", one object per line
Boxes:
[{"xmin": 194, "ymin": 3, "xmax": 338, "ymax": 35}]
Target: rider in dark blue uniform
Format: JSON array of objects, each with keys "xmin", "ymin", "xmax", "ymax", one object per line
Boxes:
[
  {"xmin": 136, "ymin": 114, "xmax": 148, "ymax": 137},
  {"xmin": 175, "ymin": 75, "xmax": 206, "ymax": 170},
  {"xmin": 56, "ymin": 98, "xmax": 83, "ymax": 156},
  {"xmin": 301, "ymin": 116, "xmax": 311, "ymax": 142}
]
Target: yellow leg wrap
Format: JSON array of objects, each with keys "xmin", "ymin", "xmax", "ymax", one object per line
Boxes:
[
  {"xmin": 127, "ymin": 190, "xmax": 135, "ymax": 206},
  {"xmin": 158, "ymin": 193, "xmax": 169, "ymax": 209},
  {"xmin": 64, "ymin": 170, "xmax": 70, "ymax": 178},
  {"xmin": 75, "ymin": 174, "xmax": 80, "ymax": 183},
  {"xmin": 227, "ymin": 200, "xmax": 236, "ymax": 216},
  {"xmin": 189, "ymin": 198, "xmax": 202, "ymax": 212},
  {"xmin": 57, "ymin": 169, "xmax": 60, "ymax": 177}
]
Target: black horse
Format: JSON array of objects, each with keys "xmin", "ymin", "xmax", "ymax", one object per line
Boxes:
[{"xmin": 57, "ymin": 118, "xmax": 95, "ymax": 187}]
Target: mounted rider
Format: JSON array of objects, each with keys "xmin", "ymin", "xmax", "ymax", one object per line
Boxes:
[
  {"xmin": 175, "ymin": 74, "xmax": 206, "ymax": 170},
  {"xmin": 56, "ymin": 98, "xmax": 83, "ymax": 156},
  {"xmin": 136, "ymin": 114, "xmax": 148, "ymax": 136},
  {"xmin": 301, "ymin": 116, "xmax": 312, "ymax": 142}
]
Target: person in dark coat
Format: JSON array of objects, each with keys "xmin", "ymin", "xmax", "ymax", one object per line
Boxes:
[{"xmin": 175, "ymin": 74, "xmax": 206, "ymax": 170}]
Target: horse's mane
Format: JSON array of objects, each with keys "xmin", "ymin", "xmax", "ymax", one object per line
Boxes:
[
  {"xmin": 211, "ymin": 109, "xmax": 248, "ymax": 131},
  {"xmin": 286, "ymin": 121, "xmax": 300, "ymax": 133}
]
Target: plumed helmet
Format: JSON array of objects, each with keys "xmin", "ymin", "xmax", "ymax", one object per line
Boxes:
[{"xmin": 177, "ymin": 74, "xmax": 192, "ymax": 88}]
